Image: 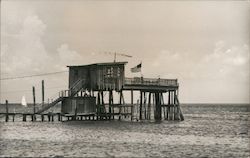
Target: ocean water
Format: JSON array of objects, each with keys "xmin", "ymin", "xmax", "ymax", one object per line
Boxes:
[{"xmin": 0, "ymin": 104, "xmax": 249, "ymax": 157}]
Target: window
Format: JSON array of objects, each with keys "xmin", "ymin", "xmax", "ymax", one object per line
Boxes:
[
  {"xmin": 106, "ymin": 67, "xmax": 113, "ymax": 78},
  {"xmin": 117, "ymin": 67, "xmax": 121, "ymax": 77}
]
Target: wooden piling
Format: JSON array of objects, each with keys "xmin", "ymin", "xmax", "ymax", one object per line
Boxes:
[
  {"xmin": 42, "ymin": 80, "xmax": 45, "ymax": 107},
  {"xmin": 32, "ymin": 86, "xmax": 36, "ymax": 121},
  {"xmin": 109, "ymin": 90, "xmax": 112, "ymax": 120},
  {"xmin": 41, "ymin": 114, "xmax": 44, "ymax": 121},
  {"xmin": 58, "ymin": 113, "xmax": 61, "ymax": 121},
  {"xmin": 147, "ymin": 92, "xmax": 151, "ymax": 120},
  {"xmin": 111, "ymin": 90, "xmax": 114, "ymax": 119},
  {"xmin": 5, "ymin": 100, "xmax": 9, "ymax": 122},
  {"xmin": 31, "ymin": 114, "xmax": 34, "ymax": 121},
  {"xmin": 119, "ymin": 90, "xmax": 123, "ymax": 120},
  {"xmin": 139, "ymin": 91, "xmax": 143, "ymax": 120},
  {"xmin": 48, "ymin": 114, "xmax": 51, "ymax": 122},
  {"xmin": 97, "ymin": 91, "xmax": 101, "ymax": 119},
  {"xmin": 154, "ymin": 92, "xmax": 162, "ymax": 120},
  {"xmin": 160, "ymin": 93, "xmax": 165, "ymax": 119},
  {"xmin": 143, "ymin": 92, "xmax": 147, "ymax": 119}
]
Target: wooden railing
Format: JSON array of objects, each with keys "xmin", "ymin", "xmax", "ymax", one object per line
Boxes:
[
  {"xmin": 124, "ymin": 77, "xmax": 178, "ymax": 87},
  {"xmin": 36, "ymin": 79, "xmax": 86, "ymax": 114}
]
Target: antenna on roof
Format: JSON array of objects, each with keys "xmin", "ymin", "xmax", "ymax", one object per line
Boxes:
[{"xmin": 102, "ymin": 52, "xmax": 132, "ymax": 62}]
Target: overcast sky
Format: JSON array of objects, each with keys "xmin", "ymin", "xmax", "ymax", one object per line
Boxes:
[{"xmin": 1, "ymin": 0, "xmax": 249, "ymax": 103}]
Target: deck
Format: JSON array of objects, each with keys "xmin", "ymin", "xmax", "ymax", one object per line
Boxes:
[{"xmin": 123, "ymin": 77, "xmax": 178, "ymax": 91}]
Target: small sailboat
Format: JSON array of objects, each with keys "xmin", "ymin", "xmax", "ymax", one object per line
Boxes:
[{"xmin": 21, "ymin": 96, "xmax": 27, "ymax": 107}]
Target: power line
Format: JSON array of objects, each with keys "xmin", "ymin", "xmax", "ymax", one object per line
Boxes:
[
  {"xmin": 1, "ymin": 86, "xmax": 67, "ymax": 94},
  {"xmin": 0, "ymin": 71, "xmax": 68, "ymax": 80}
]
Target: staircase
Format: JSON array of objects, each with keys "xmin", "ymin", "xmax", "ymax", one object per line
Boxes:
[
  {"xmin": 36, "ymin": 97, "xmax": 63, "ymax": 114},
  {"xmin": 36, "ymin": 78, "xmax": 86, "ymax": 114}
]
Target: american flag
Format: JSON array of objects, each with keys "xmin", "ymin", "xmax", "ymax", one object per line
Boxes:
[{"xmin": 131, "ymin": 63, "xmax": 142, "ymax": 73}]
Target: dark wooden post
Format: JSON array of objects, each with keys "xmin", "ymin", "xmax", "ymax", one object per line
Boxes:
[
  {"xmin": 42, "ymin": 80, "xmax": 45, "ymax": 107},
  {"xmin": 172, "ymin": 91, "xmax": 175, "ymax": 120},
  {"xmin": 109, "ymin": 90, "xmax": 112, "ymax": 120},
  {"xmin": 119, "ymin": 90, "xmax": 123, "ymax": 120},
  {"xmin": 160, "ymin": 93, "xmax": 165, "ymax": 119},
  {"xmin": 173, "ymin": 90, "xmax": 177, "ymax": 120},
  {"xmin": 31, "ymin": 114, "xmax": 34, "ymax": 121},
  {"xmin": 131, "ymin": 90, "xmax": 133, "ymax": 105},
  {"xmin": 48, "ymin": 114, "xmax": 51, "ymax": 122},
  {"xmin": 154, "ymin": 92, "xmax": 162, "ymax": 120},
  {"xmin": 58, "ymin": 113, "xmax": 61, "ymax": 121},
  {"xmin": 23, "ymin": 114, "xmax": 26, "ymax": 122},
  {"xmin": 41, "ymin": 114, "xmax": 44, "ymax": 122},
  {"xmin": 148, "ymin": 92, "xmax": 151, "ymax": 120},
  {"xmin": 97, "ymin": 91, "xmax": 101, "ymax": 120},
  {"xmin": 101, "ymin": 91, "xmax": 106, "ymax": 119},
  {"xmin": 139, "ymin": 91, "xmax": 143, "ymax": 120},
  {"xmin": 32, "ymin": 86, "xmax": 36, "ymax": 113},
  {"xmin": 32, "ymin": 86, "xmax": 36, "ymax": 121},
  {"xmin": 152, "ymin": 93, "xmax": 155, "ymax": 119},
  {"xmin": 143, "ymin": 92, "xmax": 147, "ymax": 119},
  {"xmin": 111, "ymin": 91, "xmax": 114, "ymax": 119},
  {"xmin": 101, "ymin": 91, "xmax": 104, "ymax": 105},
  {"xmin": 5, "ymin": 100, "xmax": 9, "ymax": 122},
  {"xmin": 168, "ymin": 90, "xmax": 171, "ymax": 105},
  {"xmin": 131, "ymin": 90, "xmax": 134, "ymax": 121},
  {"xmin": 171, "ymin": 91, "xmax": 174, "ymax": 120},
  {"xmin": 74, "ymin": 102, "xmax": 77, "ymax": 121}
]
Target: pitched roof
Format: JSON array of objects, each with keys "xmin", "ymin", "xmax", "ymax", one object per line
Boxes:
[{"xmin": 67, "ymin": 61, "xmax": 128, "ymax": 68}]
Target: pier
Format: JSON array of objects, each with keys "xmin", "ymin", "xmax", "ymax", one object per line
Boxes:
[{"xmin": 1, "ymin": 61, "xmax": 184, "ymax": 122}]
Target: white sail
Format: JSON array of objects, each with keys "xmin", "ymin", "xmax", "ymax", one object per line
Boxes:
[{"xmin": 21, "ymin": 96, "xmax": 27, "ymax": 107}]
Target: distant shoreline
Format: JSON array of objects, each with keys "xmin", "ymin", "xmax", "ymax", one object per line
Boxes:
[{"xmin": 0, "ymin": 103, "xmax": 249, "ymax": 107}]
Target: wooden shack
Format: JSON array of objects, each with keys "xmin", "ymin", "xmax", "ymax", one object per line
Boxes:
[
  {"xmin": 67, "ymin": 62, "xmax": 127, "ymax": 92},
  {"xmin": 61, "ymin": 96, "xmax": 96, "ymax": 114},
  {"xmin": 36, "ymin": 61, "xmax": 184, "ymax": 121}
]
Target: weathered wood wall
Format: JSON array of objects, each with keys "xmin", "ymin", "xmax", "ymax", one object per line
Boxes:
[
  {"xmin": 68, "ymin": 63, "xmax": 125, "ymax": 91},
  {"xmin": 61, "ymin": 97, "xmax": 96, "ymax": 114}
]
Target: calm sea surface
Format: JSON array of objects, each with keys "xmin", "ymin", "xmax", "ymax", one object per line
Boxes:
[{"xmin": 0, "ymin": 104, "xmax": 249, "ymax": 157}]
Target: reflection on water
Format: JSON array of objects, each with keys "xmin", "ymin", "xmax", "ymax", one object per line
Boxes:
[{"xmin": 0, "ymin": 104, "xmax": 249, "ymax": 157}]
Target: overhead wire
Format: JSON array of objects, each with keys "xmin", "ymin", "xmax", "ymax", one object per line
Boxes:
[
  {"xmin": 0, "ymin": 71, "xmax": 68, "ymax": 80},
  {"xmin": 1, "ymin": 70, "xmax": 68, "ymax": 94},
  {"xmin": 1, "ymin": 86, "xmax": 67, "ymax": 94}
]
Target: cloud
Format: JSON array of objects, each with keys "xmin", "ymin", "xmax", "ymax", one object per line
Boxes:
[
  {"xmin": 1, "ymin": 15, "xmax": 50, "ymax": 75},
  {"xmin": 57, "ymin": 44, "xmax": 84, "ymax": 67},
  {"xmin": 146, "ymin": 49, "xmax": 195, "ymax": 79},
  {"xmin": 201, "ymin": 41, "xmax": 249, "ymax": 78},
  {"xmin": 205, "ymin": 41, "xmax": 249, "ymax": 66},
  {"xmin": 1, "ymin": 14, "xmax": 71, "ymax": 103},
  {"xmin": 144, "ymin": 41, "xmax": 249, "ymax": 103}
]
